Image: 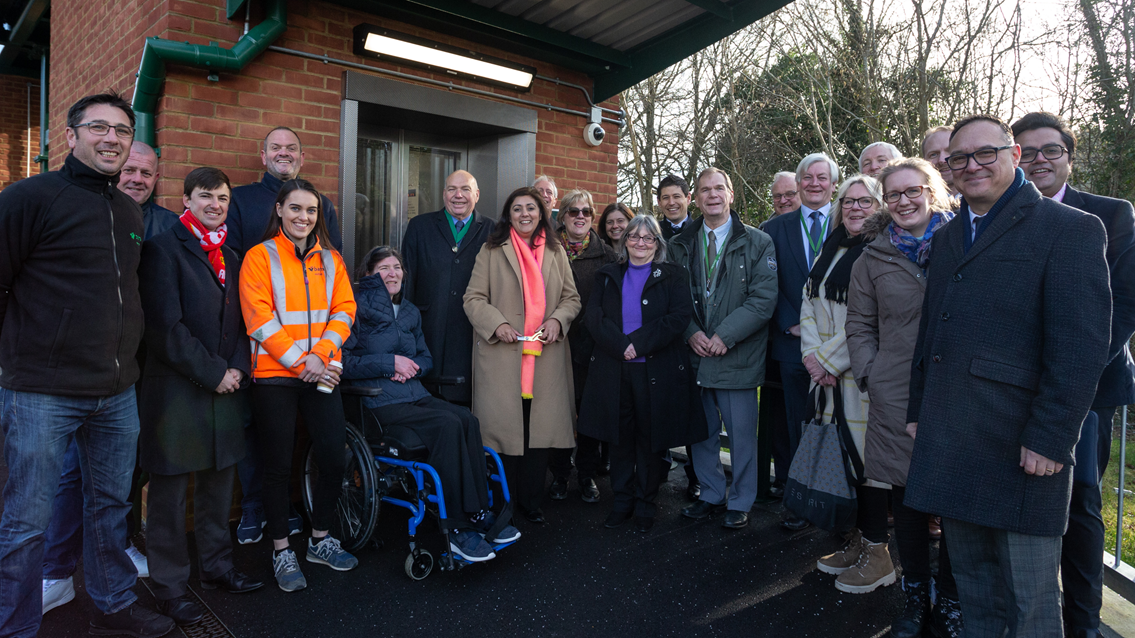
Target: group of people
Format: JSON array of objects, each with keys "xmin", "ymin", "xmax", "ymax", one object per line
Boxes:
[{"xmin": 0, "ymin": 89, "xmax": 1129, "ymax": 638}]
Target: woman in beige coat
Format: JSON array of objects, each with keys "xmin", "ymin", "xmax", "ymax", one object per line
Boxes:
[
  {"xmin": 800, "ymin": 174, "xmax": 895, "ymax": 596},
  {"xmin": 464, "ymin": 187, "xmax": 581, "ymax": 524},
  {"xmin": 845, "ymin": 157, "xmax": 960, "ymax": 638}
]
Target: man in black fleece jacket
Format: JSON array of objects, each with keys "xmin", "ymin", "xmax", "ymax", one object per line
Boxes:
[{"xmin": 0, "ymin": 93, "xmax": 174, "ymax": 638}]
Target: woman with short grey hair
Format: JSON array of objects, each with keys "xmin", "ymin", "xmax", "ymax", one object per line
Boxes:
[{"xmin": 616, "ymin": 215, "xmax": 668, "ymax": 263}]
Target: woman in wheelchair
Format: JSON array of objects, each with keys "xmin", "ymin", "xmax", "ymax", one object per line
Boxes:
[{"xmin": 342, "ymin": 246, "xmax": 520, "ymax": 563}]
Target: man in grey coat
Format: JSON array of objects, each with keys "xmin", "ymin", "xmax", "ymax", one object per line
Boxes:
[
  {"xmin": 670, "ymin": 168, "xmax": 778, "ymax": 529},
  {"xmin": 905, "ymin": 115, "xmax": 1111, "ymax": 637}
]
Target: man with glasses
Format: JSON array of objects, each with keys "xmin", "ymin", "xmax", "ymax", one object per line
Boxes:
[
  {"xmin": 670, "ymin": 168, "xmax": 778, "ymax": 529},
  {"xmin": 770, "ymin": 171, "xmax": 800, "ymax": 217},
  {"xmin": 401, "ymin": 170, "xmax": 494, "ymax": 405},
  {"xmin": 760, "ymin": 153, "xmax": 838, "ymax": 527},
  {"xmin": 922, "ymin": 125, "xmax": 957, "ymax": 197},
  {"xmin": 658, "ymin": 174, "xmax": 695, "ymax": 241},
  {"xmin": 905, "ymin": 114, "xmax": 1111, "ymax": 637},
  {"xmin": 0, "ymin": 93, "xmax": 175, "ymax": 638},
  {"xmin": 1012, "ymin": 111, "xmax": 1135, "ymax": 638}
]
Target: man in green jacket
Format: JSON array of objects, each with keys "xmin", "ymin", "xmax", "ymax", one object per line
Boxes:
[{"xmin": 669, "ymin": 168, "xmax": 779, "ymax": 529}]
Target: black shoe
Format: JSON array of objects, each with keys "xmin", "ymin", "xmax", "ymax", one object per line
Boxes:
[
  {"xmin": 580, "ymin": 478, "xmax": 600, "ymax": 503},
  {"xmin": 90, "ymin": 602, "xmax": 175, "ymax": 638},
  {"xmin": 604, "ymin": 510, "xmax": 633, "ymax": 528},
  {"xmin": 928, "ymin": 594, "xmax": 964, "ymax": 638},
  {"xmin": 549, "ymin": 478, "xmax": 569, "ymax": 501},
  {"xmin": 634, "ymin": 516, "xmax": 655, "ymax": 533},
  {"xmin": 781, "ymin": 514, "xmax": 811, "ymax": 531},
  {"xmin": 522, "ymin": 507, "xmax": 546, "ymax": 524},
  {"xmin": 889, "ymin": 579, "xmax": 931, "ymax": 638},
  {"xmin": 155, "ymin": 595, "xmax": 205, "ymax": 627},
  {"xmin": 200, "ymin": 568, "xmax": 264, "ymax": 594},
  {"xmin": 686, "ymin": 481, "xmax": 702, "ymax": 501},
  {"xmin": 597, "ymin": 462, "xmax": 611, "ymax": 477},
  {"xmin": 681, "ymin": 500, "xmax": 726, "ymax": 520},
  {"xmin": 722, "ymin": 510, "xmax": 749, "ymax": 529},
  {"xmin": 767, "ymin": 485, "xmax": 785, "ymax": 500}
]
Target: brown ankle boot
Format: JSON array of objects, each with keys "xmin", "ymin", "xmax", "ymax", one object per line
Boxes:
[
  {"xmin": 817, "ymin": 528, "xmax": 863, "ymax": 575},
  {"xmin": 834, "ymin": 539, "xmax": 897, "ymax": 593}
]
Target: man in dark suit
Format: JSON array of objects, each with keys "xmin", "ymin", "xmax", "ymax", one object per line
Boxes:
[
  {"xmin": 227, "ymin": 127, "xmax": 342, "ymax": 257},
  {"xmin": 759, "ymin": 153, "xmax": 838, "ymax": 526},
  {"xmin": 1012, "ymin": 111, "xmax": 1135, "ymax": 638},
  {"xmin": 658, "ymin": 174, "xmax": 694, "ymax": 241},
  {"xmin": 401, "ymin": 170, "xmax": 494, "ymax": 404},
  {"xmin": 906, "ymin": 115, "xmax": 1111, "ymax": 637}
]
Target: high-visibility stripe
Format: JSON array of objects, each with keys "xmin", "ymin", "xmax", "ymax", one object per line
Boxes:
[
  {"xmin": 251, "ymin": 318, "xmax": 285, "ymax": 343},
  {"xmin": 264, "ymin": 240, "xmax": 290, "ymax": 313},
  {"xmin": 278, "ymin": 343, "xmax": 305, "ymax": 368},
  {"xmin": 328, "ymin": 311, "xmax": 353, "ymax": 329},
  {"xmin": 322, "ymin": 250, "xmax": 336, "ymax": 307},
  {"xmin": 281, "ymin": 309, "xmax": 329, "ymax": 325},
  {"xmin": 322, "ymin": 330, "xmax": 344, "ymax": 349}
]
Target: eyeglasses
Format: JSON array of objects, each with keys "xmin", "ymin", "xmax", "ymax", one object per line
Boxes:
[
  {"xmin": 945, "ymin": 145, "xmax": 1013, "ymax": 170},
  {"xmin": 624, "ymin": 234, "xmax": 657, "ymax": 246},
  {"xmin": 841, "ymin": 196, "xmax": 876, "ymax": 209},
  {"xmin": 564, "ymin": 207, "xmax": 593, "ymax": 217},
  {"xmin": 73, "ymin": 122, "xmax": 136, "ymax": 139},
  {"xmin": 772, "ymin": 191, "xmax": 798, "ymax": 201},
  {"xmin": 1019, "ymin": 144, "xmax": 1069, "ymax": 164},
  {"xmin": 882, "ymin": 186, "xmax": 928, "ymax": 204}
]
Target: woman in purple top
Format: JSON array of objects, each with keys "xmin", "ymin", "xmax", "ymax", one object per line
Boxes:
[{"xmin": 578, "ymin": 216, "xmax": 707, "ymax": 532}]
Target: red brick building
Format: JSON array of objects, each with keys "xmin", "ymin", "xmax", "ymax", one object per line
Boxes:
[{"xmin": 0, "ymin": 0, "xmax": 783, "ymax": 268}]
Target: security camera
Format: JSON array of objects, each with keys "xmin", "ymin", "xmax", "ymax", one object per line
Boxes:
[{"xmin": 584, "ymin": 122, "xmax": 605, "ymax": 147}]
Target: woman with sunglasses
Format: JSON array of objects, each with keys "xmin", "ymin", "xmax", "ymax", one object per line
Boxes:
[
  {"xmin": 548, "ymin": 189, "xmax": 617, "ymax": 503},
  {"xmin": 799, "ymin": 175, "xmax": 895, "ymax": 595},
  {"xmin": 846, "ymin": 157, "xmax": 961, "ymax": 638}
]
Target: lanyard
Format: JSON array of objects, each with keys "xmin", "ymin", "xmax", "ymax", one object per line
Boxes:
[
  {"xmin": 702, "ymin": 229, "xmax": 725, "ymax": 288},
  {"xmin": 446, "ymin": 211, "xmax": 473, "ymax": 247},
  {"xmin": 799, "ymin": 210, "xmax": 829, "ymax": 258}
]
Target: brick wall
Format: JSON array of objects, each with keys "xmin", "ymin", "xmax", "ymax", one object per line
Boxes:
[
  {"xmin": 50, "ymin": 0, "xmax": 619, "ymax": 211},
  {"xmin": 0, "ymin": 74, "xmax": 42, "ymax": 189}
]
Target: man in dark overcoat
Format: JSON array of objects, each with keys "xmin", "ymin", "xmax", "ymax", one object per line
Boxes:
[
  {"xmin": 401, "ymin": 169, "xmax": 493, "ymax": 404},
  {"xmin": 905, "ymin": 115, "xmax": 1111, "ymax": 637},
  {"xmin": 139, "ymin": 168, "xmax": 263, "ymax": 626},
  {"xmin": 1012, "ymin": 111, "xmax": 1135, "ymax": 638}
]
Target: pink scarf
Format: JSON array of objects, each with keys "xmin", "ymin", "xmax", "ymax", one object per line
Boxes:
[
  {"xmin": 180, "ymin": 210, "xmax": 227, "ymax": 285},
  {"xmin": 511, "ymin": 227, "xmax": 546, "ymax": 399}
]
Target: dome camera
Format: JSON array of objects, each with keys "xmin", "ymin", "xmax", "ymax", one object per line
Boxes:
[{"xmin": 584, "ymin": 122, "xmax": 605, "ymax": 147}]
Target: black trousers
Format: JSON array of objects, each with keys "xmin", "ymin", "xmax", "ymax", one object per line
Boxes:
[
  {"xmin": 252, "ymin": 384, "xmax": 346, "ymax": 541},
  {"xmin": 146, "ymin": 465, "xmax": 236, "ymax": 600},
  {"xmin": 764, "ymin": 360, "xmax": 790, "ymax": 486},
  {"xmin": 499, "ymin": 399, "xmax": 551, "ymax": 513},
  {"xmin": 550, "ymin": 359, "xmax": 602, "ymax": 482},
  {"xmin": 610, "ymin": 364, "xmax": 666, "ymax": 518},
  {"xmin": 894, "ymin": 485, "xmax": 957, "ymax": 598},
  {"xmin": 1062, "ymin": 406, "xmax": 1116, "ymax": 635},
  {"xmin": 369, "ymin": 396, "xmax": 489, "ymax": 526},
  {"xmin": 779, "ymin": 360, "xmax": 812, "ymax": 478},
  {"xmin": 857, "ymin": 485, "xmax": 890, "ymax": 544}
]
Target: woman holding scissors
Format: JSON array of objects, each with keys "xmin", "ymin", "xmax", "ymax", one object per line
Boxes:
[{"xmin": 464, "ymin": 187, "xmax": 581, "ymax": 524}]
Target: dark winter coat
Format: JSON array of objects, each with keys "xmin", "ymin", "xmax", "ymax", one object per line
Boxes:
[
  {"xmin": 0, "ymin": 153, "xmax": 145, "ymax": 397},
  {"xmin": 563, "ymin": 229, "xmax": 617, "ymax": 367},
  {"xmin": 341, "ymin": 274, "xmax": 433, "ymax": 409},
  {"xmin": 138, "ymin": 223, "xmax": 251, "ymax": 475},
  {"xmin": 905, "ymin": 181, "xmax": 1111, "ymax": 536},
  {"xmin": 577, "ymin": 261, "xmax": 708, "ymax": 452},
  {"xmin": 142, "ymin": 200, "xmax": 180, "ymax": 240},
  {"xmin": 228, "ymin": 172, "xmax": 342, "ymax": 257},
  {"xmin": 400, "ymin": 209, "xmax": 493, "ymax": 402}
]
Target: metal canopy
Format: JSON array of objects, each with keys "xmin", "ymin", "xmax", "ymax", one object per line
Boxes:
[
  {"xmin": 0, "ymin": 0, "xmax": 49, "ymax": 76},
  {"xmin": 333, "ymin": 0, "xmax": 790, "ymax": 101}
]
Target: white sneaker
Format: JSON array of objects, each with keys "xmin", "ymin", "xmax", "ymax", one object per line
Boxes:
[
  {"xmin": 126, "ymin": 543, "xmax": 149, "ymax": 578},
  {"xmin": 42, "ymin": 577, "xmax": 76, "ymax": 615}
]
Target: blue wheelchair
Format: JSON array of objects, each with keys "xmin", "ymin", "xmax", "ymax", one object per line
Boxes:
[{"xmin": 301, "ymin": 381, "xmax": 517, "ymax": 580}]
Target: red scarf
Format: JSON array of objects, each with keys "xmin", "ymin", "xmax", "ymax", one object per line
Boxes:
[
  {"xmin": 180, "ymin": 210, "xmax": 228, "ymax": 285},
  {"xmin": 511, "ymin": 227, "xmax": 546, "ymax": 399}
]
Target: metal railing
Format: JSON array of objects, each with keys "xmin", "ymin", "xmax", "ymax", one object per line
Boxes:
[{"xmin": 1106, "ymin": 406, "xmax": 1135, "ymax": 603}]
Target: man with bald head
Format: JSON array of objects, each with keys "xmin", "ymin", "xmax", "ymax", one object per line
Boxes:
[
  {"xmin": 118, "ymin": 141, "xmax": 179, "ymax": 239},
  {"xmin": 227, "ymin": 127, "xmax": 342, "ymax": 256},
  {"xmin": 401, "ymin": 170, "xmax": 494, "ymax": 404}
]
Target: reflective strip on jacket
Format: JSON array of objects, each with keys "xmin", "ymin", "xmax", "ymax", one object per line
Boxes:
[{"xmin": 239, "ymin": 231, "xmax": 356, "ymax": 379}]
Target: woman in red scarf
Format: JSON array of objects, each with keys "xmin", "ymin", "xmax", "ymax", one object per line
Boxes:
[
  {"xmin": 138, "ymin": 167, "xmax": 263, "ymax": 626},
  {"xmin": 464, "ymin": 188, "xmax": 581, "ymax": 524}
]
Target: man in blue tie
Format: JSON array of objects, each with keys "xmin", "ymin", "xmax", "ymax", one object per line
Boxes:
[{"xmin": 758, "ymin": 153, "xmax": 838, "ymax": 529}]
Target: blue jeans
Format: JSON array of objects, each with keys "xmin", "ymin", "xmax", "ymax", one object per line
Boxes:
[
  {"xmin": 42, "ymin": 440, "xmax": 84, "ymax": 579},
  {"xmin": 0, "ymin": 387, "xmax": 140, "ymax": 638}
]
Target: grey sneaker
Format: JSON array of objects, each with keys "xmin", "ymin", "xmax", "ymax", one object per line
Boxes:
[
  {"xmin": 272, "ymin": 549, "xmax": 307, "ymax": 592},
  {"xmin": 471, "ymin": 510, "xmax": 521, "ymax": 544},
  {"xmin": 42, "ymin": 577, "xmax": 75, "ymax": 615},
  {"xmin": 306, "ymin": 536, "xmax": 358, "ymax": 571}
]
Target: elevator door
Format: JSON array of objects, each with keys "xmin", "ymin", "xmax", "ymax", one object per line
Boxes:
[{"xmin": 354, "ymin": 128, "xmax": 465, "ymax": 270}]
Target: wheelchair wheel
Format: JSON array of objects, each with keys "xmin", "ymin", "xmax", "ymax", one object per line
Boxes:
[
  {"xmin": 303, "ymin": 423, "xmax": 378, "ymax": 553},
  {"xmin": 405, "ymin": 549, "xmax": 433, "ymax": 580}
]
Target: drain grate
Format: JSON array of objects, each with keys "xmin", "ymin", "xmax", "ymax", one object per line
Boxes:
[{"xmin": 132, "ymin": 534, "xmax": 237, "ymax": 638}]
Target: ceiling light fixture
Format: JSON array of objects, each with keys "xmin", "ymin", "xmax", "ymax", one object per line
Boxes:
[{"xmin": 353, "ymin": 25, "xmax": 535, "ymax": 91}]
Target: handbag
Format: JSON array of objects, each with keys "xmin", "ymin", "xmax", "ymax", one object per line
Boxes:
[{"xmin": 783, "ymin": 385, "xmax": 865, "ymax": 532}]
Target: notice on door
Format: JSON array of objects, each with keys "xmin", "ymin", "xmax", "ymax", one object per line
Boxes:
[{"xmin": 407, "ymin": 150, "xmax": 420, "ymax": 218}]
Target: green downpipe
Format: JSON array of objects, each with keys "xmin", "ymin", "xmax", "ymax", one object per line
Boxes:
[{"xmin": 131, "ymin": 0, "xmax": 287, "ymax": 147}]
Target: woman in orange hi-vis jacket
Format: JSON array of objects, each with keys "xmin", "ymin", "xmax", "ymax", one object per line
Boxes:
[{"xmin": 239, "ymin": 179, "xmax": 358, "ymax": 593}]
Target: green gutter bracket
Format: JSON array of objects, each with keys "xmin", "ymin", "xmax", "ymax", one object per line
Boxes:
[
  {"xmin": 131, "ymin": 0, "xmax": 287, "ymax": 147},
  {"xmin": 227, "ymin": 0, "xmax": 249, "ymax": 20}
]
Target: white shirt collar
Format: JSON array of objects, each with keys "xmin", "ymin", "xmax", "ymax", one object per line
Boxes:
[
  {"xmin": 669, "ymin": 215, "xmax": 689, "ymax": 229},
  {"xmin": 703, "ymin": 216, "xmax": 732, "ymax": 245},
  {"xmin": 801, "ymin": 202, "xmax": 832, "ymax": 218}
]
